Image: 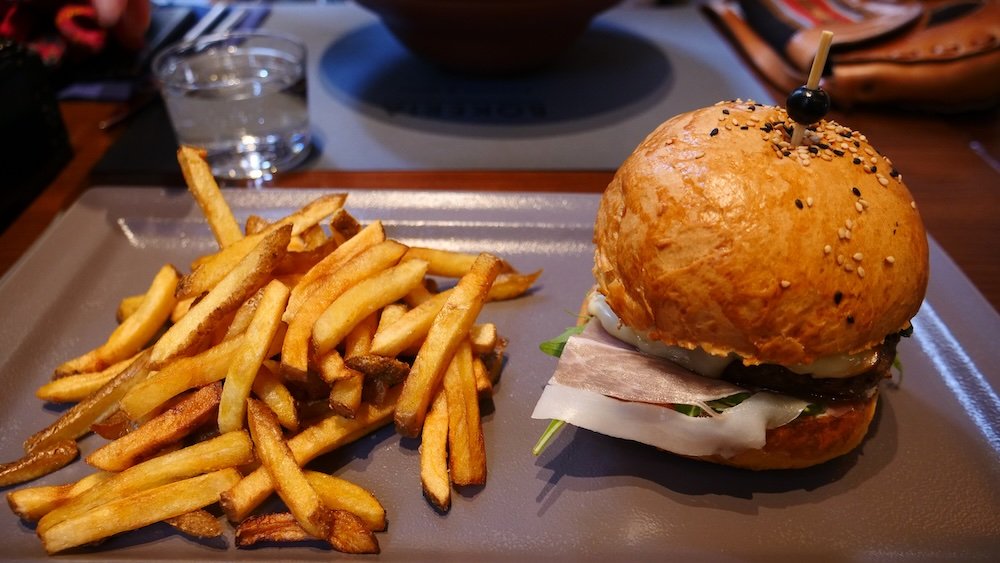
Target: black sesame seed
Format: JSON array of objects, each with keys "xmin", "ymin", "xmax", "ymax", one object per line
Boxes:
[
  {"xmin": 808, "ymin": 146, "xmax": 819, "ymax": 154},
  {"xmin": 783, "ymin": 150, "xmax": 792, "ymax": 157},
  {"xmin": 854, "ymin": 141, "xmax": 861, "ymax": 147},
  {"xmin": 795, "ymin": 199, "xmax": 804, "ymax": 209},
  {"xmin": 846, "ymin": 315, "xmax": 855, "ymax": 325},
  {"xmin": 748, "ymin": 105, "xmax": 757, "ymax": 111},
  {"xmin": 817, "ymin": 143, "xmax": 829, "ymax": 150},
  {"xmin": 840, "ymin": 131, "xmax": 852, "ymax": 138},
  {"xmin": 832, "ymin": 149, "xmax": 845, "ymax": 157},
  {"xmin": 740, "ymin": 125, "xmax": 749, "ymax": 130},
  {"xmin": 762, "ymin": 124, "xmax": 773, "ymax": 133},
  {"xmin": 871, "ymin": 165, "xmax": 877, "ymax": 173},
  {"xmin": 890, "ymin": 168, "xmax": 900, "ymax": 178},
  {"xmin": 722, "ymin": 109, "xmax": 730, "ymax": 115},
  {"xmin": 852, "ymin": 187, "xmax": 861, "ymax": 196},
  {"xmin": 710, "ymin": 128, "xmax": 719, "ymax": 137},
  {"xmin": 853, "ymin": 157, "xmax": 862, "ymax": 165},
  {"xmin": 834, "ymin": 291, "xmax": 843, "ymax": 305}
]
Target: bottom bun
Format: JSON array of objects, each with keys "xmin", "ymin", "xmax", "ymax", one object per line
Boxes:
[{"xmin": 693, "ymin": 391, "xmax": 879, "ymax": 470}]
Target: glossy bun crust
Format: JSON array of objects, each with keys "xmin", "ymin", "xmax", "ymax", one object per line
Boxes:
[
  {"xmin": 696, "ymin": 392, "xmax": 878, "ymax": 470},
  {"xmin": 594, "ymin": 101, "xmax": 929, "ymax": 366}
]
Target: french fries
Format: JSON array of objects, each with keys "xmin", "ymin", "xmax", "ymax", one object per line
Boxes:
[
  {"xmin": 4, "ymin": 149, "xmax": 540, "ymax": 555},
  {"xmin": 0, "ymin": 440, "xmax": 78, "ymax": 488},
  {"xmin": 395, "ymin": 253, "xmax": 502, "ymax": 437},
  {"xmin": 218, "ymin": 280, "xmax": 289, "ymax": 433},
  {"xmin": 40, "ymin": 468, "xmax": 242, "ymax": 554},
  {"xmin": 87, "ymin": 383, "xmax": 223, "ymax": 472},
  {"xmin": 177, "ymin": 146, "xmax": 243, "ymax": 248},
  {"xmin": 54, "ymin": 265, "xmax": 178, "ymax": 376}
]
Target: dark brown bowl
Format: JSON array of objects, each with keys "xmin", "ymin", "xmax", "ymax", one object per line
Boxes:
[{"xmin": 355, "ymin": 0, "xmax": 624, "ymax": 74}]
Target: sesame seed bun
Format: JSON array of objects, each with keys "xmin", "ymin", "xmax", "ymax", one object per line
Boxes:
[{"xmin": 593, "ymin": 100, "xmax": 929, "ymax": 366}]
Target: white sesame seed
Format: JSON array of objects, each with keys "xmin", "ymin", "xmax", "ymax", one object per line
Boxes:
[
  {"xmin": 859, "ymin": 199, "xmax": 869, "ymax": 208},
  {"xmin": 879, "ymin": 177, "xmax": 890, "ymax": 186},
  {"xmin": 780, "ymin": 280, "xmax": 791, "ymax": 288},
  {"xmin": 807, "ymin": 197, "xmax": 814, "ymax": 207},
  {"xmin": 885, "ymin": 256, "xmax": 896, "ymax": 264},
  {"xmin": 911, "ymin": 201, "xmax": 917, "ymax": 209},
  {"xmin": 838, "ymin": 228, "xmax": 847, "ymax": 240},
  {"xmin": 865, "ymin": 148, "xmax": 874, "ymax": 156},
  {"xmin": 857, "ymin": 266, "xmax": 866, "ymax": 278},
  {"xmin": 853, "ymin": 253, "xmax": 864, "ymax": 262},
  {"xmin": 855, "ymin": 202, "xmax": 864, "ymax": 213},
  {"xmin": 845, "ymin": 230, "xmax": 852, "ymax": 240},
  {"xmin": 846, "ymin": 219, "xmax": 854, "ymax": 229},
  {"xmin": 824, "ymin": 245, "xmax": 832, "ymax": 254},
  {"xmin": 844, "ymin": 263, "xmax": 855, "ymax": 272},
  {"xmin": 695, "ymin": 152, "xmax": 706, "ymax": 159},
  {"xmin": 837, "ymin": 254, "xmax": 845, "ymax": 265}
]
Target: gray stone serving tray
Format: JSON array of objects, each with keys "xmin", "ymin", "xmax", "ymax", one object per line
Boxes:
[{"xmin": 0, "ymin": 188, "xmax": 997, "ymax": 561}]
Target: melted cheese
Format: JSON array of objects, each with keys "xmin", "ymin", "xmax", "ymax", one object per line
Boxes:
[{"xmin": 588, "ymin": 293, "xmax": 877, "ymax": 378}]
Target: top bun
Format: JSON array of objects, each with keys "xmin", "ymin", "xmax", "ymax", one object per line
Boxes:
[{"xmin": 594, "ymin": 100, "xmax": 928, "ymax": 366}]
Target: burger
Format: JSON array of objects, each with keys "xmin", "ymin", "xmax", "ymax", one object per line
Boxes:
[{"xmin": 531, "ymin": 100, "xmax": 929, "ymax": 470}]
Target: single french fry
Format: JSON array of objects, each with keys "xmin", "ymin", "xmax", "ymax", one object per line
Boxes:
[
  {"xmin": 304, "ymin": 471, "xmax": 386, "ymax": 532},
  {"xmin": 281, "ymin": 240, "xmax": 407, "ymax": 380},
  {"xmin": 39, "ymin": 468, "xmax": 241, "ymax": 554},
  {"xmin": 178, "ymin": 194, "xmax": 346, "ymax": 300},
  {"xmin": 0, "ymin": 440, "xmax": 78, "ymax": 487},
  {"xmin": 472, "ymin": 355, "xmax": 494, "ymax": 399},
  {"xmin": 444, "ymin": 340, "xmax": 486, "ymax": 486},
  {"xmin": 328, "ymin": 373, "xmax": 364, "ymax": 418},
  {"xmin": 36, "ymin": 352, "xmax": 141, "ymax": 403},
  {"xmin": 275, "ymin": 237, "xmax": 340, "ymax": 276},
  {"xmin": 37, "ymin": 431, "xmax": 253, "ymax": 535},
  {"xmin": 327, "ymin": 509, "xmax": 380, "ymax": 554},
  {"xmin": 89, "ymin": 409, "xmax": 133, "ymax": 440},
  {"xmin": 116, "ymin": 293, "xmax": 146, "ymax": 323},
  {"xmin": 236, "ymin": 512, "xmax": 312, "ymax": 546},
  {"xmin": 315, "ymin": 350, "xmax": 356, "ymax": 386},
  {"xmin": 121, "ymin": 336, "xmax": 242, "ymax": 421},
  {"xmin": 55, "ymin": 265, "xmax": 179, "ymax": 376},
  {"xmin": 402, "ymin": 247, "xmax": 513, "ymax": 278},
  {"xmin": 246, "ymin": 399, "xmax": 332, "ymax": 541},
  {"xmin": 252, "ymin": 365, "xmax": 299, "ymax": 431},
  {"xmin": 234, "ymin": 510, "xmax": 377, "ymax": 553},
  {"xmin": 218, "ymin": 280, "xmax": 289, "ymax": 433},
  {"xmin": 87, "ymin": 383, "xmax": 223, "ymax": 472},
  {"xmin": 171, "ymin": 295, "xmax": 195, "ymax": 323},
  {"xmin": 222, "ymin": 286, "xmax": 266, "ymax": 341},
  {"xmin": 165, "ymin": 508, "xmax": 224, "ymax": 538},
  {"xmin": 376, "ymin": 302, "xmax": 408, "ymax": 332},
  {"xmin": 420, "ymin": 390, "xmax": 450, "ymax": 512},
  {"xmin": 25, "ymin": 350, "xmax": 152, "ymax": 454},
  {"xmin": 488, "ymin": 270, "xmax": 542, "ymax": 301},
  {"xmin": 6, "ymin": 472, "xmax": 111, "ymax": 522},
  {"xmin": 404, "ymin": 282, "xmax": 436, "ymax": 307},
  {"xmin": 151, "ymin": 226, "xmax": 290, "ymax": 368},
  {"xmin": 395, "ymin": 254, "xmax": 502, "ymax": 437},
  {"xmin": 284, "ymin": 221, "xmax": 385, "ymax": 322},
  {"xmin": 244, "ymin": 214, "xmax": 270, "ymax": 235},
  {"xmin": 343, "ymin": 312, "xmax": 378, "ymax": 359},
  {"xmin": 329, "ymin": 208, "xmax": 362, "ymax": 241},
  {"xmin": 178, "ymin": 145, "xmax": 243, "ymax": 248},
  {"xmin": 469, "ymin": 323, "xmax": 498, "ymax": 354},
  {"xmin": 220, "ymin": 387, "xmax": 401, "ymax": 522},
  {"xmin": 312, "ymin": 260, "xmax": 429, "ymax": 360},
  {"xmin": 369, "ymin": 289, "xmax": 453, "ymax": 357}
]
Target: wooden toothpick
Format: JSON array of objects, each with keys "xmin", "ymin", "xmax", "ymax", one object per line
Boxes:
[{"xmin": 790, "ymin": 30, "xmax": 834, "ymax": 146}]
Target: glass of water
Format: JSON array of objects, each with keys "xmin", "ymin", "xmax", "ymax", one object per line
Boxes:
[{"xmin": 153, "ymin": 31, "xmax": 311, "ymax": 182}]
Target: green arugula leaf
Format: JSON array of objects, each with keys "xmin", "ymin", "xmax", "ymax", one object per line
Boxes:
[{"xmin": 539, "ymin": 325, "xmax": 586, "ymax": 358}]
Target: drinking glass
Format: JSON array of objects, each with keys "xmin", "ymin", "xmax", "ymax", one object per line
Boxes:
[{"xmin": 153, "ymin": 31, "xmax": 311, "ymax": 181}]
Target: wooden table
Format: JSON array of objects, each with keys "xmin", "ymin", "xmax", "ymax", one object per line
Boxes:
[{"xmin": 1, "ymin": 96, "xmax": 997, "ymax": 312}]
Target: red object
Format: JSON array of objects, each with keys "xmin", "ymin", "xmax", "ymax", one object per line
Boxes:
[{"xmin": 55, "ymin": 3, "xmax": 105, "ymax": 55}]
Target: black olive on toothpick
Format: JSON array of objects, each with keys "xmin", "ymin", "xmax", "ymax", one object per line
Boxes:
[{"xmin": 787, "ymin": 30, "xmax": 834, "ymax": 146}]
